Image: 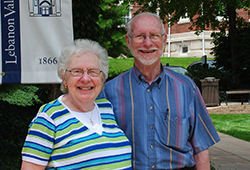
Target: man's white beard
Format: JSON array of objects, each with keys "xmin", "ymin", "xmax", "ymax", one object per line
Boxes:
[{"xmin": 131, "ymin": 46, "xmax": 164, "ymax": 66}]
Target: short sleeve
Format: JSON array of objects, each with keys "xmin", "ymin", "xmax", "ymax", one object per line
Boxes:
[{"xmin": 22, "ymin": 112, "xmax": 55, "ymax": 166}]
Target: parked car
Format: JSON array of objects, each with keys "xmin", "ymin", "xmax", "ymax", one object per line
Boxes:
[
  {"xmin": 187, "ymin": 60, "xmax": 216, "ymax": 71},
  {"xmin": 165, "ymin": 64, "xmax": 188, "ymax": 75}
]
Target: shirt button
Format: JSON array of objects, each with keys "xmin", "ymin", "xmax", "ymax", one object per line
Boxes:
[
  {"xmin": 150, "ymin": 106, "xmax": 153, "ymax": 110},
  {"xmin": 152, "ymin": 165, "xmax": 155, "ymax": 169},
  {"xmin": 147, "ymin": 89, "xmax": 151, "ymax": 92},
  {"xmin": 150, "ymin": 145, "xmax": 153, "ymax": 149},
  {"xmin": 150, "ymin": 126, "xmax": 153, "ymax": 129}
]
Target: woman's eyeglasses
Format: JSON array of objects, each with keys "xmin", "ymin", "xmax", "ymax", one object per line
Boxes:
[{"xmin": 66, "ymin": 68, "xmax": 102, "ymax": 77}]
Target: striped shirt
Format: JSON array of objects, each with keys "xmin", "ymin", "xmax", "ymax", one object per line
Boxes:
[
  {"xmin": 22, "ymin": 97, "xmax": 132, "ymax": 170},
  {"xmin": 100, "ymin": 65, "xmax": 220, "ymax": 170}
]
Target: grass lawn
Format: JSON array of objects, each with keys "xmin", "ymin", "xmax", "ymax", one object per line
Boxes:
[
  {"xmin": 160, "ymin": 57, "xmax": 207, "ymax": 68},
  {"xmin": 109, "ymin": 57, "xmax": 214, "ymax": 71},
  {"xmin": 108, "ymin": 57, "xmax": 208, "ymax": 79},
  {"xmin": 210, "ymin": 114, "xmax": 250, "ymax": 142}
]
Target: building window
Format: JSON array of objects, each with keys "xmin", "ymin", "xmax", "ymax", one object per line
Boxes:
[{"xmin": 182, "ymin": 46, "xmax": 188, "ymax": 53}]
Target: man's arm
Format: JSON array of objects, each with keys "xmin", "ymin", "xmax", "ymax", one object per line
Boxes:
[{"xmin": 193, "ymin": 149, "xmax": 210, "ymax": 170}]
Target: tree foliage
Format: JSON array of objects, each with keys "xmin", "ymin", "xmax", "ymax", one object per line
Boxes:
[
  {"xmin": 72, "ymin": 0, "xmax": 102, "ymax": 41},
  {"xmin": 98, "ymin": 0, "xmax": 130, "ymax": 57},
  {"xmin": 73, "ymin": 0, "xmax": 129, "ymax": 57},
  {"xmin": 0, "ymin": 84, "xmax": 41, "ymax": 106},
  {"xmin": 125, "ymin": 0, "xmax": 250, "ymax": 31}
]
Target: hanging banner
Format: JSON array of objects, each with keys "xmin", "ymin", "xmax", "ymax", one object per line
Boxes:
[{"xmin": 1, "ymin": 0, "xmax": 74, "ymax": 84}]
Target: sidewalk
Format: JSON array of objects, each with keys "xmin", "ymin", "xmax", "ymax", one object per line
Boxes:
[{"xmin": 209, "ymin": 132, "xmax": 250, "ymax": 170}]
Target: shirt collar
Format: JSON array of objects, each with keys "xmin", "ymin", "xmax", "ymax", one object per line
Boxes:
[{"xmin": 132, "ymin": 64, "xmax": 165, "ymax": 87}]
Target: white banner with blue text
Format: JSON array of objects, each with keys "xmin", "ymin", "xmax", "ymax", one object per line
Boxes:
[{"xmin": 1, "ymin": 0, "xmax": 73, "ymax": 84}]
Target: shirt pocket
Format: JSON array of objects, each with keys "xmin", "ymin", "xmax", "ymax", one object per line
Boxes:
[{"xmin": 159, "ymin": 116, "xmax": 190, "ymax": 150}]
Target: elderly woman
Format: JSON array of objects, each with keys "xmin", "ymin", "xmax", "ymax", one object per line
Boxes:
[{"xmin": 21, "ymin": 39, "xmax": 132, "ymax": 170}]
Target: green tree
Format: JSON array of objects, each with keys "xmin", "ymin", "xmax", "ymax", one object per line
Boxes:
[
  {"xmin": 73, "ymin": 0, "xmax": 129, "ymax": 58},
  {"xmin": 126, "ymin": 0, "xmax": 249, "ymax": 32},
  {"xmin": 98, "ymin": 0, "xmax": 130, "ymax": 57},
  {"xmin": 72, "ymin": 0, "xmax": 102, "ymax": 41}
]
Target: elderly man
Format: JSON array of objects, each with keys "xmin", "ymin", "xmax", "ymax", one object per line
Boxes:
[{"xmin": 101, "ymin": 12, "xmax": 220, "ymax": 170}]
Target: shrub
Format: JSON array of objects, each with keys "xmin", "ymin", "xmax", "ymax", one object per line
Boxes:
[
  {"xmin": 0, "ymin": 84, "xmax": 61, "ymax": 168},
  {"xmin": 0, "ymin": 102, "xmax": 39, "ymax": 169}
]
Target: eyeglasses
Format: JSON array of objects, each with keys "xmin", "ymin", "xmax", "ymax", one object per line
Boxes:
[
  {"xmin": 66, "ymin": 68, "xmax": 102, "ymax": 77},
  {"xmin": 128, "ymin": 33, "xmax": 165, "ymax": 43}
]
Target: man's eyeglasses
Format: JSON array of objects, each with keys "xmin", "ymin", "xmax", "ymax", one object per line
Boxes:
[
  {"xmin": 66, "ymin": 68, "xmax": 102, "ymax": 77},
  {"xmin": 128, "ymin": 33, "xmax": 165, "ymax": 43}
]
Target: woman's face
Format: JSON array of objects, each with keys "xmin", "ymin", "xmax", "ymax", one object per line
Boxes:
[{"xmin": 63, "ymin": 52, "xmax": 104, "ymax": 104}]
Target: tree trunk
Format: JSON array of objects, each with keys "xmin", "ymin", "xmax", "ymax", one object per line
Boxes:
[{"xmin": 227, "ymin": 5, "xmax": 240, "ymax": 88}]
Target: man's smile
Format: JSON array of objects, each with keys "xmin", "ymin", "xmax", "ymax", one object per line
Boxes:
[{"xmin": 140, "ymin": 49, "xmax": 156, "ymax": 53}]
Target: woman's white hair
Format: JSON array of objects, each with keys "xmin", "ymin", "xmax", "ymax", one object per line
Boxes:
[{"xmin": 57, "ymin": 39, "xmax": 109, "ymax": 93}]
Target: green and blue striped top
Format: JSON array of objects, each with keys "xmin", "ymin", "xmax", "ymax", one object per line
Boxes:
[{"xmin": 22, "ymin": 97, "xmax": 132, "ymax": 170}]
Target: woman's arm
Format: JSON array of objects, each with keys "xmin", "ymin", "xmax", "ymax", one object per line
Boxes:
[{"xmin": 21, "ymin": 161, "xmax": 46, "ymax": 170}]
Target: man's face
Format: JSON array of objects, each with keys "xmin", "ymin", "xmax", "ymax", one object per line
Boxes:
[{"xmin": 125, "ymin": 14, "xmax": 167, "ymax": 66}]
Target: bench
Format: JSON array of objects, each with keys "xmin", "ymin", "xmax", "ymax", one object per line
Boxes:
[{"xmin": 220, "ymin": 90, "xmax": 250, "ymax": 105}]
